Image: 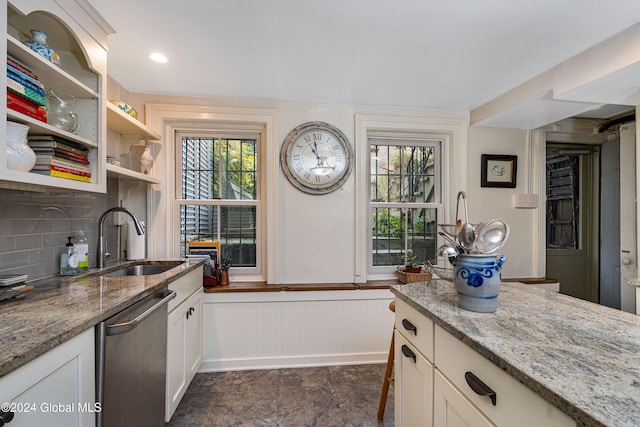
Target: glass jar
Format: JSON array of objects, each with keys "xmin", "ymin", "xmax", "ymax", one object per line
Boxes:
[{"xmin": 46, "ymin": 89, "xmax": 79, "ymax": 133}]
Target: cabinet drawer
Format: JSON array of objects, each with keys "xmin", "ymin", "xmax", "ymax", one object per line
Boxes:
[
  {"xmin": 434, "ymin": 325, "xmax": 575, "ymax": 427},
  {"xmin": 395, "ymin": 331, "xmax": 433, "ymax": 427},
  {"xmin": 168, "ymin": 267, "xmax": 203, "ymax": 312},
  {"xmin": 395, "ymin": 298, "xmax": 434, "ymax": 362}
]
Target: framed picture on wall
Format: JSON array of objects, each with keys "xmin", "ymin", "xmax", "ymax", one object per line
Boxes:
[{"xmin": 481, "ymin": 154, "xmax": 517, "ymax": 188}]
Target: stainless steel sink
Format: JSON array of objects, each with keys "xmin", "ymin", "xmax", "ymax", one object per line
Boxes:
[{"xmin": 104, "ymin": 261, "xmax": 184, "ymax": 277}]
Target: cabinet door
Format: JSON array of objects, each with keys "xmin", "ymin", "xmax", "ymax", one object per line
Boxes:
[
  {"xmin": 0, "ymin": 328, "xmax": 95, "ymax": 427},
  {"xmin": 395, "ymin": 331, "xmax": 433, "ymax": 427},
  {"xmin": 166, "ymin": 300, "xmax": 187, "ymax": 421},
  {"xmin": 185, "ymin": 288, "xmax": 203, "ymax": 379},
  {"xmin": 434, "ymin": 370, "xmax": 494, "ymax": 427},
  {"xmin": 166, "ymin": 288, "xmax": 204, "ymax": 422}
]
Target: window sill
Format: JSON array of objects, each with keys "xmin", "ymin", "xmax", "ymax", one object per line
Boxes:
[{"xmin": 203, "ymin": 279, "xmax": 399, "ymax": 293}]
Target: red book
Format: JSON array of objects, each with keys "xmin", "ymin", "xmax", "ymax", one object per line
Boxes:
[
  {"xmin": 31, "ymin": 148, "xmax": 90, "ymax": 165},
  {"xmin": 7, "ymin": 55, "xmax": 38, "ymax": 80},
  {"xmin": 32, "ymin": 164, "xmax": 91, "ymax": 178},
  {"xmin": 7, "ymin": 90, "xmax": 47, "ymax": 122},
  {"xmin": 54, "ymin": 148, "xmax": 89, "ymax": 164}
]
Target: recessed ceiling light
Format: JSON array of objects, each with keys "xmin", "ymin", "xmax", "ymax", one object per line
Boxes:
[{"xmin": 150, "ymin": 52, "xmax": 168, "ymax": 63}]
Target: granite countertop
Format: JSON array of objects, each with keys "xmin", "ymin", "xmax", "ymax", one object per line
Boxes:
[
  {"xmin": 391, "ymin": 280, "xmax": 640, "ymax": 427},
  {"xmin": 0, "ymin": 258, "xmax": 204, "ymax": 378}
]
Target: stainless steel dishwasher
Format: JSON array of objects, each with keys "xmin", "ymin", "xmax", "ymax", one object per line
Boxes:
[{"xmin": 96, "ymin": 289, "xmax": 176, "ymax": 427}]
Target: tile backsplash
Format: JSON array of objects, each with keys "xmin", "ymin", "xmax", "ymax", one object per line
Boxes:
[{"xmin": 0, "ymin": 179, "xmax": 122, "ymax": 281}]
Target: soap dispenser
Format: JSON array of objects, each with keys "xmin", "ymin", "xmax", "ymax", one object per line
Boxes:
[{"xmin": 60, "ymin": 236, "xmax": 79, "ymax": 275}]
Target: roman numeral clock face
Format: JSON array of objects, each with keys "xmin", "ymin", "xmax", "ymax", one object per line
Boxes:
[{"xmin": 280, "ymin": 122, "xmax": 354, "ymax": 194}]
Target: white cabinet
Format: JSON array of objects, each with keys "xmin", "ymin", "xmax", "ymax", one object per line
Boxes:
[
  {"xmin": 2, "ymin": 0, "xmax": 109, "ymax": 192},
  {"xmin": 184, "ymin": 289, "xmax": 204, "ymax": 378},
  {"xmin": 395, "ymin": 331, "xmax": 433, "ymax": 427},
  {"xmin": 0, "ymin": 328, "xmax": 96, "ymax": 427},
  {"xmin": 395, "ymin": 299, "xmax": 576, "ymax": 427},
  {"xmin": 434, "ymin": 325, "xmax": 575, "ymax": 427},
  {"xmin": 166, "ymin": 267, "xmax": 204, "ymax": 422},
  {"xmin": 394, "ymin": 298, "xmax": 434, "ymax": 427},
  {"xmin": 433, "ymin": 370, "xmax": 494, "ymax": 427}
]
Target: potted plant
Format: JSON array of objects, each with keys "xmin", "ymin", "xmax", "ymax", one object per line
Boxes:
[{"xmin": 403, "ymin": 250, "xmax": 422, "ymax": 273}]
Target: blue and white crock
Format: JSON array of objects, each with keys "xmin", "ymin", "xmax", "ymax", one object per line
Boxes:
[
  {"xmin": 452, "ymin": 254, "xmax": 506, "ymax": 313},
  {"xmin": 25, "ymin": 30, "xmax": 61, "ymax": 67}
]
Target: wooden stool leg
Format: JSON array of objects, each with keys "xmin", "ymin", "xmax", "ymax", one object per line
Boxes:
[{"xmin": 377, "ymin": 328, "xmax": 395, "ymax": 420}]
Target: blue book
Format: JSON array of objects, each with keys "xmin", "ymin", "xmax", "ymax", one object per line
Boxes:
[
  {"xmin": 7, "ymin": 69, "xmax": 46, "ymax": 97},
  {"xmin": 7, "ymin": 64, "xmax": 45, "ymax": 90}
]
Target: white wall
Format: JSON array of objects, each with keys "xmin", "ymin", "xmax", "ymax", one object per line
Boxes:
[
  {"xmin": 200, "ymin": 289, "xmax": 395, "ymax": 371},
  {"xmin": 131, "ymin": 92, "xmax": 542, "ymax": 281},
  {"xmin": 467, "ymin": 127, "xmax": 539, "ymax": 278}
]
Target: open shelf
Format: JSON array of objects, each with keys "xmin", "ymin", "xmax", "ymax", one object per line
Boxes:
[
  {"xmin": 106, "ymin": 103, "xmax": 160, "ymax": 140},
  {"xmin": 8, "ymin": 110, "xmax": 98, "ymax": 148},
  {"xmin": 106, "ymin": 163, "xmax": 160, "ymax": 184},
  {"xmin": 7, "ymin": 35, "xmax": 98, "ymax": 99}
]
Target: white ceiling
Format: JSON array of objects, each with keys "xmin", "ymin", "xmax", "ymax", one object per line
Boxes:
[{"xmin": 87, "ymin": 0, "xmax": 640, "ymax": 112}]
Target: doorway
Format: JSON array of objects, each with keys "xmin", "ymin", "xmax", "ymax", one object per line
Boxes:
[
  {"xmin": 545, "ymin": 144, "xmax": 599, "ymax": 302},
  {"xmin": 544, "ymin": 119, "xmax": 637, "ymax": 314}
]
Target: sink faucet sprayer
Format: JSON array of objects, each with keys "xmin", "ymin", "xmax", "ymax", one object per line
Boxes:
[{"xmin": 97, "ymin": 207, "xmax": 145, "ymax": 268}]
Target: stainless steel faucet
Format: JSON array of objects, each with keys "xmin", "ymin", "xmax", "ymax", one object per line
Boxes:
[{"xmin": 97, "ymin": 207, "xmax": 145, "ymax": 268}]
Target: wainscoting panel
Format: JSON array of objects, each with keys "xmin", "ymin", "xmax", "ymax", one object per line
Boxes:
[{"xmin": 201, "ymin": 289, "xmax": 395, "ymax": 371}]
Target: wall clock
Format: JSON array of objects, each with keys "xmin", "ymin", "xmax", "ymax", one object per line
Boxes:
[{"xmin": 280, "ymin": 121, "xmax": 354, "ymax": 195}]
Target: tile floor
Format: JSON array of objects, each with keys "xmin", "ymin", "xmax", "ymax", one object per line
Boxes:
[{"xmin": 167, "ymin": 364, "xmax": 394, "ymax": 426}]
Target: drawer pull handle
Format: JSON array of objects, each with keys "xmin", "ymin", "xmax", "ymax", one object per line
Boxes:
[
  {"xmin": 465, "ymin": 371, "xmax": 497, "ymax": 406},
  {"xmin": 0, "ymin": 408, "xmax": 15, "ymax": 425},
  {"xmin": 401, "ymin": 345, "xmax": 416, "ymax": 363},
  {"xmin": 401, "ymin": 319, "xmax": 417, "ymax": 335}
]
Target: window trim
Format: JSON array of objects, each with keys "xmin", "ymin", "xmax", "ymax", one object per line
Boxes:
[
  {"xmin": 368, "ymin": 139, "xmax": 443, "ymax": 275},
  {"xmin": 354, "ymin": 114, "xmax": 468, "ymax": 282},
  {"xmin": 175, "ymin": 131, "xmax": 262, "ymax": 275},
  {"xmin": 144, "ymin": 104, "xmax": 278, "ymax": 284}
]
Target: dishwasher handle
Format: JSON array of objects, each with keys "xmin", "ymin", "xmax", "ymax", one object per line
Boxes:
[{"xmin": 106, "ymin": 290, "xmax": 176, "ymax": 336}]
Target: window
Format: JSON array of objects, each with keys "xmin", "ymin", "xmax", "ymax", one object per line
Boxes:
[
  {"xmin": 369, "ymin": 133, "xmax": 442, "ymax": 272},
  {"xmin": 176, "ymin": 131, "xmax": 261, "ymax": 274}
]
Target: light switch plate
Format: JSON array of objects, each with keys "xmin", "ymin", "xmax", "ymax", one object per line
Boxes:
[{"xmin": 514, "ymin": 194, "xmax": 538, "ymax": 209}]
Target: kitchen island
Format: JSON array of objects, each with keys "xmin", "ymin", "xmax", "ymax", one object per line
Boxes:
[{"xmin": 391, "ymin": 280, "xmax": 640, "ymax": 427}]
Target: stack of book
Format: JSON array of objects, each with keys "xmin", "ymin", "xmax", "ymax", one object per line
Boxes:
[
  {"xmin": 6, "ymin": 55, "xmax": 47, "ymax": 123},
  {"xmin": 0, "ymin": 274, "xmax": 27, "ymax": 287},
  {"xmin": 28, "ymin": 135, "xmax": 92, "ymax": 183}
]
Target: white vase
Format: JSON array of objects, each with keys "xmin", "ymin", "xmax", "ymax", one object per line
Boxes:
[
  {"xmin": 6, "ymin": 121, "xmax": 36, "ymax": 171},
  {"xmin": 25, "ymin": 29, "xmax": 61, "ymax": 67}
]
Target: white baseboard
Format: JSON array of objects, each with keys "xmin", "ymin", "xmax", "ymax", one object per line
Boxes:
[{"xmin": 199, "ymin": 351, "xmax": 388, "ymax": 373}]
